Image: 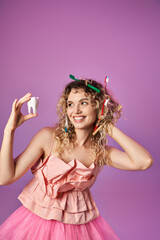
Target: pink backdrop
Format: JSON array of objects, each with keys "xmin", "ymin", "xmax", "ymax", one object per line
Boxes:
[{"xmin": 0, "ymin": 0, "xmax": 159, "ymax": 239}]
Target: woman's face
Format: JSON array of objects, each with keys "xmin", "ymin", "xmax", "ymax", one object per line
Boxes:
[{"xmin": 66, "ymin": 88, "xmax": 97, "ymax": 130}]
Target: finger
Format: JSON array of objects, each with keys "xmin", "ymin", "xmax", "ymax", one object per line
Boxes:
[
  {"xmin": 23, "ymin": 113, "xmax": 38, "ymax": 121},
  {"xmin": 19, "ymin": 93, "xmax": 32, "ymax": 104},
  {"xmin": 16, "ymin": 93, "xmax": 32, "ymax": 109},
  {"xmin": 12, "ymin": 99, "xmax": 18, "ymax": 111}
]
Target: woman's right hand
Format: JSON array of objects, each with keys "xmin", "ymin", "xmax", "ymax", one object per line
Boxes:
[{"xmin": 5, "ymin": 93, "xmax": 38, "ymax": 131}]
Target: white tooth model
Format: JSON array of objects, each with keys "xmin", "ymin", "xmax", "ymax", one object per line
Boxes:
[{"xmin": 27, "ymin": 97, "xmax": 39, "ymax": 114}]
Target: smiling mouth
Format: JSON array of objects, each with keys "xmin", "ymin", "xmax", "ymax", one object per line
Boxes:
[
  {"xmin": 73, "ymin": 116, "xmax": 86, "ymax": 122},
  {"xmin": 73, "ymin": 116, "xmax": 85, "ymax": 120}
]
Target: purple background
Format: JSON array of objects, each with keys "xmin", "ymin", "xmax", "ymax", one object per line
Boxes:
[{"xmin": 0, "ymin": 0, "xmax": 160, "ymax": 239}]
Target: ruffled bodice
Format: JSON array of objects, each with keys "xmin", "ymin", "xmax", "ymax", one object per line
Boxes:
[{"xmin": 18, "ymin": 155, "xmax": 101, "ymax": 225}]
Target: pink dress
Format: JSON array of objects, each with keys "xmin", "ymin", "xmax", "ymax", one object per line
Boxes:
[{"xmin": 0, "ymin": 137, "xmax": 120, "ymax": 239}]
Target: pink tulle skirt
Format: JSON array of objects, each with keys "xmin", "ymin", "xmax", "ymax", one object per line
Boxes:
[{"xmin": 0, "ymin": 206, "xmax": 120, "ymax": 240}]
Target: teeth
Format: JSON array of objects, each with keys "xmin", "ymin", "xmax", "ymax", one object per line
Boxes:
[{"xmin": 74, "ymin": 117, "xmax": 84, "ymax": 120}]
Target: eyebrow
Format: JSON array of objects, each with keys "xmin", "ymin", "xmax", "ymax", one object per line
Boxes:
[{"xmin": 67, "ymin": 98, "xmax": 89, "ymax": 103}]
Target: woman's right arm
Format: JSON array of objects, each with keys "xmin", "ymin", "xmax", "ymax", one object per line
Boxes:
[{"xmin": 0, "ymin": 93, "xmax": 52, "ymax": 185}]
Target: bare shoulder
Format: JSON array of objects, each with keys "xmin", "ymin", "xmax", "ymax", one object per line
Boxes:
[
  {"xmin": 17, "ymin": 126, "xmax": 56, "ymax": 161},
  {"xmin": 38, "ymin": 126, "xmax": 56, "ymax": 155},
  {"xmin": 38, "ymin": 126, "xmax": 55, "ymax": 140},
  {"xmin": 11, "ymin": 126, "xmax": 56, "ymax": 184}
]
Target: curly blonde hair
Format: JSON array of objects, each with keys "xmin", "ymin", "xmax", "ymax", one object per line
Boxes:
[{"xmin": 54, "ymin": 78, "xmax": 122, "ymax": 169}]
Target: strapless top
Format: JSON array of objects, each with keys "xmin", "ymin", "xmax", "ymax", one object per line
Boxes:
[{"xmin": 18, "ymin": 155, "xmax": 101, "ymax": 225}]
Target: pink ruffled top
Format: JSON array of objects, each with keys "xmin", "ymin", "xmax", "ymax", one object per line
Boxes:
[{"xmin": 18, "ymin": 155, "xmax": 101, "ymax": 225}]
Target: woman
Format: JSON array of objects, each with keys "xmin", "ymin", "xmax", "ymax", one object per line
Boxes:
[{"xmin": 0, "ymin": 77, "xmax": 153, "ymax": 239}]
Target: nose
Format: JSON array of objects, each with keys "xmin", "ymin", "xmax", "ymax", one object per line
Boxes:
[{"xmin": 74, "ymin": 104, "xmax": 82, "ymax": 114}]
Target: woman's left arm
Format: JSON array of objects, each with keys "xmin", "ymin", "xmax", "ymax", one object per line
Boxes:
[{"xmin": 106, "ymin": 125, "xmax": 153, "ymax": 171}]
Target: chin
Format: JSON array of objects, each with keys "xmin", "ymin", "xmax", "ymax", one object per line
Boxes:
[{"xmin": 73, "ymin": 124, "xmax": 94, "ymax": 130}]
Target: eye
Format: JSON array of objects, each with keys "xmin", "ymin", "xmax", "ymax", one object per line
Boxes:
[
  {"xmin": 81, "ymin": 101, "xmax": 88, "ymax": 105},
  {"xmin": 67, "ymin": 103, "xmax": 73, "ymax": 107}
]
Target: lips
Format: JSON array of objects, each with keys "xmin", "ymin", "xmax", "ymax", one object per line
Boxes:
[
  {"xmin": 74, "ymin": 117, "xmax": 85, "ymax": 120},
  {"xmin": 73, "ymin": 116, "xmax": 86, "ymax": 123}
]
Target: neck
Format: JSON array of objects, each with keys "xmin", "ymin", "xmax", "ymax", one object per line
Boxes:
[{"xmin": 74, "ymin": 128, "xmax": 93, "ymax": 147}]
